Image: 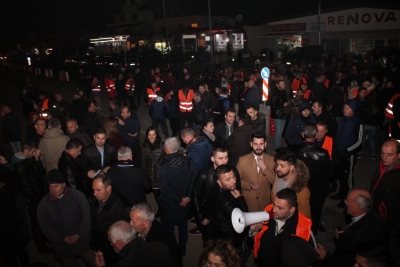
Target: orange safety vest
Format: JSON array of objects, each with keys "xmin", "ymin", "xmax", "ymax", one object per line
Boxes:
[
  {"xmin": 384, "ymin": 93, "xmax": 400, "ymax": 119},
  {"xmin": 125, "ymin": 78, "xmax": 135, "ymax": 92},
  {"xmin": 40, "ymin": 98, "xmax": 50, "ymax": 119},
  {"xmin": 178, "ymin": 89, "xmax": 194, "ymax": 112},
  {"xmin": 253, "ymin": 204, "xmax": 312, "ymax": 258},
  {"xmin": 147, "ymin": 87, "xmax": 161, "ymax": 105},
  {"xmin": 104, "ymin": 78, "xmax": 117, "ymax": 99},
  {"xmin": 290, "ymin": 77, "xmax": 307, "ymax": 95},
  {"xmin": 91, "ymin": 80, "xmax": 101, "ymax": 93},
  {"xmin": 322, "ymin": 136, "xmax": 333, "ymax": 160},
  {"xmin": 234, "ymin": 71, "xmax": 244, "ymax": 80},
  {"xmin": 349, "ymin": 88, "xmax": 359, "ymax": 99},
  {"xmin": 303, "ymin": 89, "xmax": 313, "ymax": 100}
]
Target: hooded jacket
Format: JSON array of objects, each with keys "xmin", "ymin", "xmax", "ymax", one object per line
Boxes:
[
  {"xmin": 38, "ymin": 128, "xmax": 70, "ymax": 172},
  {"xmin": 149, "ymin": 96, "xmax": 169, "ymax": 120},
  {"xmin": 285, "ymin": 102, "xmax": 316, "ymax": 146}
]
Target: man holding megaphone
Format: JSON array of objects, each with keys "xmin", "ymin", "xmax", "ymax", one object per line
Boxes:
[{"xmin": 253, "ymin": 188, "xmax": 317, "ymax": 267}]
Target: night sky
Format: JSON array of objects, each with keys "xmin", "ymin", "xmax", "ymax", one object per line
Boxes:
[{"xmin": 1, "ymin": 0, "xmax": 398, "ymax": 53}]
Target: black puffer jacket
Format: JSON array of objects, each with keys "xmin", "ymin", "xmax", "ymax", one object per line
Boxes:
[
  {"xmin": 193, "ymin": 99, "xmax": 209, "ymax": 125},
  {"xmin": 13, "ymin": 158, "xmax": 46, "ymax": 202},
  {"xmin": 206, "ymin": 183, "xmax": 248, "ymax": 247},
  {"xmin": 58, "ymin": 151, "xmax": 90, "ymax": 196},
  {"xmin": 192, "ymin": 164, "xmax": 242, "ymax": 223},
  {"xmin": 271, "ymin": 88, "xmax": 288, "ymax": 119},
  {"xmin": 141, "ymin": 143, "xmax": 165, "ymax": 188}
]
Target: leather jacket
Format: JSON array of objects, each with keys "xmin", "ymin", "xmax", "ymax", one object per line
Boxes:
[
  {"xmin": 271, "ymin": 89, "xmax": 288, "ymax": 119},
  {"xmin": 192, "ymin": 164, "xmax": 241, "ymax": 223},
  {"xmin": 206, "ymin": 183, "xmax": 248, "ymax": 247},
  {"xmin": 13, "ymin": 158, "xmax": 46, "ymax": 202}
]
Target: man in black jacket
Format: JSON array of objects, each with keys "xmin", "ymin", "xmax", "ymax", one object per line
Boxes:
[
  {"xmin": 68, "ymin": 92, "xmax": 88, "ymax": 129},
  {"xmin": 225, "ymin": 115, "xmax": 253, "ymax": 166},
  {"xmin": 214, "ymin": 108, "xmax": 238, "ymax": 147},
  {"xmin": 312, "ymin": 100, "xmax": 337, "ymax": 138},
  {"xmin": 84, "ymin": 102, "xmax": 102, "ymax": 138},
  {"xmin": 244, "ymin": 78, "xmax": 260, "ymax": 111},
  {"xmin": 13, "ymin": 140, "xmax": 48, "ymax": 253},
  {"xmin": 129, "ymin": 203, "xmax": 182, "ymax": 267},
  {"xmin": 192, "ymin": 91, "xmax": 209, "ymax": 133},
  {"xmin": 288, "ymin": 123, "xmax": 333, "ymax": 234},
  {"xmin": 81, "ymin": 128, "xmax": 117, "ymax": 180},
  {"xmin": 91, "ymin": 174, "xmax": 129, "ymax": 265},
  {"xmin": 206, "ymin": 165, "xmax": 248, "ymax": 262},
  {"xmin": 58, "ymin": 138, "xmax": 89, "ymax": 197},
  {"xmin": 158, "ymin": 137, "xmax": 197, "ymax": 256},
  {"xmin": 315, "ymin": 189, "xmax": 389, "ymax": 267},
  {"xmin": 190, "ymin": 147, "xmax": 242, "ymax": 241},
  {"xmin": 107, "ymin": 146, "xmax": 152, "ymax": 207},
  {"xmin": 246, "ymin": 106, "xmax": 266, "ymax": 134},
  {"xmin": 271, "ymin": 80, "xmax": 289, "ymax": 151},
  {"xmin": 95, "ymin": 220, "xmax": 172, "ymax": 267},
  {"xmin": 370, "ymin": 140, "xmax": 400, "ymax": 265}
]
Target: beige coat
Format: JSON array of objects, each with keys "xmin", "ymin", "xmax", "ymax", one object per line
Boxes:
[
  {"xmin": 271, "ymin": 159, "xmax": 311, "ymax": 218},
  {"xmin": 39, "ymin": 128, "xmax": 70, "ymax": 172},
  {"xmin": 236, "ymin": 152, "xmax": 275, "ymax": 212}
]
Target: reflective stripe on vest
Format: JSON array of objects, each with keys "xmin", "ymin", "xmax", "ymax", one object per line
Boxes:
[
  {"xmin": 178, "ymin": 89, "xmax": 194, "ymax": 112},
  {"xmin": 303, "ymin": 90, "xmax": 312, "ymax": 100},
  {"xmin": 125, "ymin": 78, "xmax": 135, "ymax": 91},
  {"xmin": 147, "ymin": 87, "xmax": 161, "ymax": 104},
  {"xmin": 384, "ymin": 93, "xmax": 400, "ymax": 119},
  {"xmin": 253, "ymin": 204, "xmax": 312, "ymax": 258},
  {"xmin": 91, "ymin": 81, "xmax": 101, "ymax": 92}
]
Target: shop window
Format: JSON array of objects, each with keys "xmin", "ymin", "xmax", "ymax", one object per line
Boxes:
[{"xmin": 191, "ymin": 23, "xmax": 198, "ymax": 28}]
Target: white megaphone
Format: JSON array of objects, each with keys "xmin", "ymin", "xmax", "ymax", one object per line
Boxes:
[{"xmin": 231, "ymin": 208, "xmax": 271, "ymax": 233}]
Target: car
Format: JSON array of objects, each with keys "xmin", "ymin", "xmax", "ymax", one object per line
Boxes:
[
  {"xmin": 125, "ymin": 54, "xmax": 140, "ymax": 68},
  {"xmin": 281, "ymin": 45, "xmax": 325, "ymax": 66},
  {"xmin": 369, "ymin": 46, "xmax": 400, "ymax": 67}
]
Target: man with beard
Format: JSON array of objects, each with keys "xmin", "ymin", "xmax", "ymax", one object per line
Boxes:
[
  {"xmin": 189, "ymin": 147, "xmax": 242, "ymax": 240},
  {"xmin": 236, "ymin": 132, "xmax": 275, "ymax": 212},
  {"xmin": 206, "ymin": 165, "xmax": 249, "ymax": 263},
  {"xmin": 271, "ymin": 149, "xmax": 311, "ymax": 218}
]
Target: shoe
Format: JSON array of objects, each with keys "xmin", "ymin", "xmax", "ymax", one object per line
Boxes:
[
  {"xmin": 371, "ymin": 154, "xmax": 376, "ymax": 160},
  {"xmin": 189, "ymin": 227, "xmax": 202, "ymax": 235},
  {"xmin": 98, "ymin": 107, "xmax": 102, "ymax": 110},
  {"xmin": 190, "ymin": 219, "xmax": 196, "ymax": 225},
  {"xmin": 318, "ymin": 225, "xmax": 326, "ymax": 232},
  {"xmin": 336, "ymin": 200, "xmax": 346, "ymax": 208},
  {"xmin": 330, "ymin": 193, "xmax": 345, "ymax": 200}
]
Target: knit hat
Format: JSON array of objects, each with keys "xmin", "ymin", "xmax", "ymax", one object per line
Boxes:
[
  {"xmin": 299, "ymin": 101, "xmax": 311, "ymax": 112},
  {"xmin": 345, "ymin": 99, "xmax": 357, "ymax": 113},
  {"xmin": 47, "ymin": 169, "xmax": 66, "ymax": 184}
]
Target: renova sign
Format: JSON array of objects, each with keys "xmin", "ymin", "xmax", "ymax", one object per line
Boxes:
[{"xmin": 328, "ymin": 11, "xmax": 397, "ymax": 25}]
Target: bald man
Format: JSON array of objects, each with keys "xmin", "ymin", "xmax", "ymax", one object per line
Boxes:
[
  {"xmin": 370, "ymin": 140, "xmax": 400, "ymax": 265},
  {"xmin": 315, "ymin": 189, "xmax": 389, "ymax": 267},
  {"xmin": 117, "ymin": 106, "xmax": 141, "ymax": 166}
]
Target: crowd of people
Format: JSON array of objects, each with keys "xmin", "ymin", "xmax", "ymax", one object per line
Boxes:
[{"xmin": 0, "ymin": 56, "xmax": 399, "ymax": 267}]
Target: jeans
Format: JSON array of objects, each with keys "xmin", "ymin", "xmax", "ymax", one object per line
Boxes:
[
  {"xmin": 359, "ymin": 124, "xmax": 376, "ymax": 155},
  {"xmin": 273, "ymin": 119, "xmax": 286, "ymax": 149},
  {"xmin": 152, "ymin": 118, "xmax": 169, "ymax": 138}
]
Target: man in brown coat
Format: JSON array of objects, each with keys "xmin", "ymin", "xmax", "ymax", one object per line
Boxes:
[{"xmin": 236, "ymin": 132, "xmax": 275, "ymax": 212}]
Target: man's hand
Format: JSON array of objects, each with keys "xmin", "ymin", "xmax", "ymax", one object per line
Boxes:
[
  {"xmin": 95, "ymin": 251, "xmax": 105, "ymax": 267},
  {"xmin": 256, "ymin": 157, "xmax": 267, "ymax": 171},
  {"xmin": 102, "ymin": 166, "xmax": 110, "ymax": 173},
  {"xmin": 64, "ymin": 234, "xmax": 80, "ymax": 244},
  {"xmin": 334, "ymin": 229, "xmax": 344, "ymax": 240},
  {"xmin": 283, "ymin": 102, "xmax": 289, "ymax": 107},
  {"xmin": 231, "ymin": 189, "xmax": 241, "ymax": 198},
  {"xmin": 180, "ymin": 197, "xmax": 190, "ymax": 207},
  {"xmin": 315, "ymin": 243, "xmax": 327, "ymax": 260},
  {"xmin": 249, "ymin": 183, "xmax": 261, "ymax": 191},
  {"xmin": 0, "ymin": 155, "xmax": 8, "ymax": 165},
  {"xmin": 128, "ymin": 133, "xmax": 138, "ymax": 137},
  {"xmin": 87, "ymin": 170, "xmax": 97, "ymax": 179},
  {"xmin": 250, "ymin": 223, "xmax": 262, "ymax": 230},
  {"xmin": 33, "ymin": 149, "xmax": 41, "ymax": 161},
  {"xmin": 201, "ymin": 218, "xmax": 210, "ymax": 226},
  {"xmin": 116, "ymin": 117, "xmax": 125, "ymax": 126}
]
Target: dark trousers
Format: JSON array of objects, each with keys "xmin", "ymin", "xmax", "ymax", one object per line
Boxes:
[
  {"xmin": 134, "ymin": 88, "xmax": 143, "ymax": 105},
  {"xmin": 310, "ymin": 196, "xmax": 326, "ymax": 235},
  {"xmin": 169, "ymin": 118, "xmax": 180, "ymax": 136},
  {"xmin": 162, "ymin": 219, "xmax": 188, "ymax": 249},
  {"xmin": 117, "ymin": 94, "xmax": 127, "ymax": 108},
  {"xmin": 152, "ymin": 118, "xmax": 169, "ymax": 138},
  {"xmin": 130, "ymin": 145, "xmax": 141, "ymax": 167},
  {"xmin": 336, "ymin": 155, "xmax": 356, "ymax": 197},
  {"xmin": 126, "ymin": 95, "xmax": 137, "ymax": 110},
  {"xmin": 179, "ymin": 112, "xmax": 193, "ymax": 130}
]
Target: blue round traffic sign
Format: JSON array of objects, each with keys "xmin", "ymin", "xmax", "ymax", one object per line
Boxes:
[{"xmin": 261, "ymin": 67, "xmax": 270, "ymax": 79}]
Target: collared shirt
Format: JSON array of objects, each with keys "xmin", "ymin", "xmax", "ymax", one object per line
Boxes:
[
  {"xmin": 253, "ymin": 153, "xmax": 263, "ymax": 173},
  {"xmin": 97, "ymin": 146, "xmax": 104, "ymax": 167},
  {"xmin": 225, "ymin": 124, "xmax": 234, "ymax": 140},
  {"xmin": 348, "ymin": 213, "xmax": 366, "ymax": 228}
]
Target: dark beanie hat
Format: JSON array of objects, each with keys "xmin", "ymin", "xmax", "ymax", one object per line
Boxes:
[
  {"xmin": 299, "ymin": 101, "xmax": 312, "ymax": 112},
  {"xmin": 47, "ymin": 169, "xmax": 66, "ymax": 184},
  {"xmin": 345, "ymin": 99, "xmax": 357, "ymax": 113}
]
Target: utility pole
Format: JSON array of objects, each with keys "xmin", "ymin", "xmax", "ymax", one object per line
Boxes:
[
  {"xmin": 208, "ymin": 0, "xmax": 213, "ymax": 62},
  {"xmin": 162, "ymin": 0, "xmax": 171, "ymax": 66},
  {"xmin": 318, "ymin": 1, "xmax": 321, "ymax": 46}
]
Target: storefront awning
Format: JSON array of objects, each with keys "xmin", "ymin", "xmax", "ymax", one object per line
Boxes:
[{"xmin": 255, "ymin": 32, "xmax": 302, "ymax": 38}]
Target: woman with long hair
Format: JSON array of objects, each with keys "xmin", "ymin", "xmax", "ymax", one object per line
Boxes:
[
  {"xmin": 201, "ymin": 120, "xmax": 215, "ymax": 146},
  {"xmin": 103, "ymin": 116, "xmax": 126, "ymax": 151},
  {"xmin": 198, "ymin": 240, "xmax": 242, "ymax": 267},
  {"xmin": 141, "ymin": 126, "xmax": 165, "ymax": 217}
]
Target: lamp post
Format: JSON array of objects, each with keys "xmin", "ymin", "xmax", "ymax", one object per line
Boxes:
[
  {"xmin": 162, "ymin": 0, "xmax": 171, "ymax": 65},
  {"xmin": 208, "ymin": 0, "xmax": 213, "ymax": 62}
]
